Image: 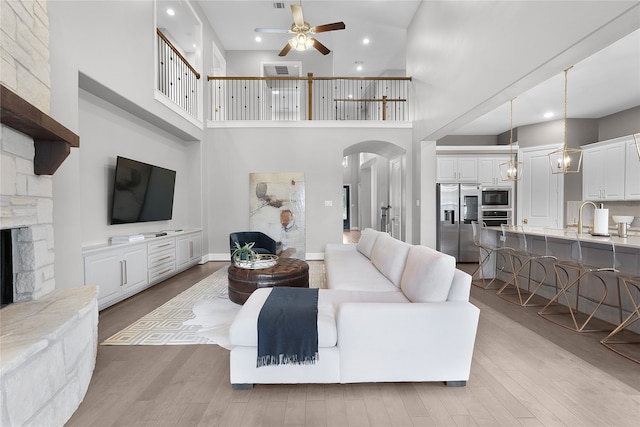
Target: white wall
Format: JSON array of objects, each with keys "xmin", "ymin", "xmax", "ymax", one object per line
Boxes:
[
  {"xmin": 205, "ymin": 125, "xmax": 412, "ymax": 258},
  {"xmin": 226, "ymin": 50, "xmax": 334, "ymax": 76},
  {"xmin": 77, "ymin": 90, "xmax": 200, "ymax": 246},
  {"xmin": 48, "ymin": 0, "xmax": 218, "ymax": 289}
]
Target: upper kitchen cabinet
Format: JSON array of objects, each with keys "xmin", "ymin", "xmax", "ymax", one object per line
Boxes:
[
  {"xmin": 478, "ymin": 156, "xmax": 511, "ymax": 187},
  {"xmin": 582, "ymin": 136, "xmax": 632, "ymax": 201},
  {"xmin": 625, "ymin": 138, "xmax": 640, "ymax": 200},
  {"xmin": 436, "ymin": 156, "xmax": 478, "ymax": 182}
]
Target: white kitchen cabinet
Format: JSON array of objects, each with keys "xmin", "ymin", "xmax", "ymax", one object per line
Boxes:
[
  {"xmin": 177, "ymin": 232, "xmax": 203, "ymax": 271},
  {"xmin": 625, "ymin": 139, "xmax": 640, "ymax": 200},
  {"xmin": 478, "ymin": 156, "xmax": 511, "ymax": 187},
  {"xmin": 582, "ymin": 140, "xmax": 625, "ymax": 201},
  {"xmin": 83, "ymin": 243, "xmax": 148, "ymax": 310},
  {"xmin": 437, "ymin": 156, "xmax": 478, "ymax": 182}
]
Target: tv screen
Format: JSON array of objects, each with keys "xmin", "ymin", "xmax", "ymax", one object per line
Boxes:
[{"xmin": 110, "ymin": 156, "xmax": 176, "ymax": 224}]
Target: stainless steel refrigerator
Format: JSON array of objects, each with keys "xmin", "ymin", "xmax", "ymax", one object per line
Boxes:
[{"xmin": 436, "ymin": 183, "xmax": 481, "ymax": 262}]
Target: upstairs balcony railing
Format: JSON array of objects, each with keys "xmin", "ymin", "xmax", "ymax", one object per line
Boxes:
[
  {"xmin": 208, "ymin": 74, "xmax": 411, "ymax": 122},
  {"xmin": 156, "ymin": 28, "xmax": 200, "ymax": 118}
]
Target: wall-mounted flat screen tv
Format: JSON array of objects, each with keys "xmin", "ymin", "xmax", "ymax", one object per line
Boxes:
[{"xmin": 110, "ymin": 156, "xmax": 176, "ymax": 224}]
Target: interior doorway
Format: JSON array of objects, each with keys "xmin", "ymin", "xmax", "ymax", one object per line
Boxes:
[{"xmin": 343, "ymin": 141, "xmax": 406, "ymax": 240}]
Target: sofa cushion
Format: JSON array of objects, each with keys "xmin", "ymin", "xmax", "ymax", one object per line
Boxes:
[
  {"xmin": 325, "ymin": 245, "xmax": 397, "ymax": 291},
  {"xmin": 229, "ymin": 288, "xmax": 337, "ymax": 348},
  {"xmin": 400, "ymin": 245, "xmax": 456, "ymax": 302},
  {"xmin": 356, "ymin": 228, "xmax": 380, "ymax": 259},
  {"xmin": 369, "ymin": 233, "xmax": 411, "ymax": 288}
]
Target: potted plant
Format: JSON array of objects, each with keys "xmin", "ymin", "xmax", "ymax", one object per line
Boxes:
[{"xmin": 232, "ymin": 241, "xmax": 257, "ymax": 263}]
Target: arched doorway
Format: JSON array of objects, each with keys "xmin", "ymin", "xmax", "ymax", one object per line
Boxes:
[{"xmin": 343, "ymin": 141, "xmax": 406, "ymax": 241}]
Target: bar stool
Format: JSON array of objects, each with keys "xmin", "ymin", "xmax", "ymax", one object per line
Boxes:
[
  {"xmin": 601, "ymin": 276, "xmax": 640, "ymax": 364},
  {"xmin": 470, "ymin": 221, "xmax": 514, "ymax": 290},
  {"xmin": 496, "ymin": 227, "xmax": 557, "ymax": 306},
  {"xmin": 538, "ymin": 231, "xmax": 618, "ymax": 332}
]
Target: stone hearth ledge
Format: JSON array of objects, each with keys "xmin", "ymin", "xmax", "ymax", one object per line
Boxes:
[{"xmin": 0, "ymin": 286, "xmax": 98, "ymax": 426}]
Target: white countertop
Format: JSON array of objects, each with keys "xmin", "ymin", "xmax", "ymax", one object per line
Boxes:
[{"xmin": 486, "ymin": 226, "xmax": 640, "ymax": 250}]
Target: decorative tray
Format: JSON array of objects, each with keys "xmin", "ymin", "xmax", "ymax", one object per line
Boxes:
[{"xmin": 233, "ymin": 254, "xmax": 279, "ymax": 269}]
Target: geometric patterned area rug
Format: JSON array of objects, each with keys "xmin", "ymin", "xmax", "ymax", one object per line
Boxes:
[{"xmin": 101, "ymin": 262, "xmax": 326, "ymax": 348}]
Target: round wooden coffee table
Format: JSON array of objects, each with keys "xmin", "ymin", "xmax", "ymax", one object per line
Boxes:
[{"xmin": 228, "ymin": 258, "xmax": 309, "ymax": 304}]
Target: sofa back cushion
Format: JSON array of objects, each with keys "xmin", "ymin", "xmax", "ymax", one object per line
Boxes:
[
  {"xmin": 370, "ymin": 233, "xmax": 411, "ymax": 288},
  {"xmin": 400, "ymin": 246, "xmax": 456, "ymax": 302},
  {"xmin": 356, "ymin": 228, "xmax": 380, "ymax": 259}
]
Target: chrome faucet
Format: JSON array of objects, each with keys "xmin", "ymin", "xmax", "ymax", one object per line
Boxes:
[{"xmin": 578, "ymin": 201, "xmax": 597, "ymax": 235}]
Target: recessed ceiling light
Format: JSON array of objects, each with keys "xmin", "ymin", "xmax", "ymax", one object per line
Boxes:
[
  {"xmin": 193, "ymin": 44, "xmax": 196, "ymax": 49},
  {"xmin": 255, "ymin": 36, "xmax": 262, "ymax": 42},
  {"xmin": 356, "ymin": 65, "xmax": 363, "ymax": 71},
  {"xmin": 166, "ymin": 8, "xmax": 175, "ymax": 16},
  {"xmin": 363, "ymin": 38, "xmax": 370, "ymax": 45},
  {"xmin": 544, "ymin": 112, "xmax": 554, "ymax": 118}
]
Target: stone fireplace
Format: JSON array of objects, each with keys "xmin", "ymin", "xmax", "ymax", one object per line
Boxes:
[
  {"xmin": 1, "ymin": 89, "xmax": 96, "ymax": 426},
  {"xmin": 1, "ymin": 125, "xmax": 56, "ymax": 304}
]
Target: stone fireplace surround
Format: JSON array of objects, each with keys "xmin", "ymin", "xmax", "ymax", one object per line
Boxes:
[{"xmin": 1, "ymin": 88, "xmax": 97, "ymax": 426}]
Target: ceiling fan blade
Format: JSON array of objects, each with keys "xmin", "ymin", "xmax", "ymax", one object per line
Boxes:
[
  {"xmin": 255, "ymin": 28, "xmax": 289, "ymax": 34},
  {"xmin": 291, "ymin": 4, "xmax": 304, "ymax": 28},
  {"xmin": 311, "ymin": 38, "xmax": 331, "ymax": 55},
  {"xmin": 278, "ymin": 43, "xmax": 292, "ymax": 57},
  {"xmin": 311, "ymin": 22, "xmax": 346, "ymax": 33}
]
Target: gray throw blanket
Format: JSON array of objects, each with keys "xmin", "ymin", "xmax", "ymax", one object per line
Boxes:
[{"xmin": 257, "ymin": 287, "xmax": 319, "ymax": 367}]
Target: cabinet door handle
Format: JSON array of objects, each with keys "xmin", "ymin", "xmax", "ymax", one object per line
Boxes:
[
  {"xmin": 158, "ymin": 243, "xmax": 172, "ymax": 248},
  {"xmin": 123, "ymin": 260, "xmax": 128, "ymax": 285},
  {"xmin": 120, "ymin": 260, "xmax": 125, "ymax": 286},
  {"xmin": 158, "ymin": 255, "xmax": 172, "ymax": 261},
  {"xmin": 156, "ymin": 268, "xmax": 172, "ymax": 276},
  {"xmin": 189, "ymin": 241, "xmax": 193, "ymax": 258}
]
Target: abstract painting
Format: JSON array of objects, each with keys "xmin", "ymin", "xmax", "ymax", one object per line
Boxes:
[{"xmin": 249, "ymin": 172, "xmax": 305, "ymax": 259}]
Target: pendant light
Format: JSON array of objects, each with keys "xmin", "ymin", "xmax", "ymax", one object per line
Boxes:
[
  {"xmin": 548, "ymin": 66, "xmax": 582, "ymax": 174},
  {"xmin": 499, "ymin": 97, "xmax": 524, "ymax": 181}
]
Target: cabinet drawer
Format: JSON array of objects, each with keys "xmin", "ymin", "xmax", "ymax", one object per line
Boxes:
[
  {"xmin": 148, "ymin": 239, "xmax": 175, "ymax": 254},
  {"xmin": 149, "ymin": 262, "xmax": 176, "ymax": 283},
  {"xmin": 148, "ymin": 247, "xmax": 175, "ymax": 269}
]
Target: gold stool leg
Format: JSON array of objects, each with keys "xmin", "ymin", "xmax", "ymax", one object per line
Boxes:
[
  {"xmin": 601, "ymin": 277, "xmax": 640, "ymax": 364},
  {"xmin": 538, "ymin": 263, "xmax": 609, "ymax": 332}
]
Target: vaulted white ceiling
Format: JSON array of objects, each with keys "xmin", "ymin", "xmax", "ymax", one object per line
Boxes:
[{"xmin": 160, "ymin": 1, "xmax": 639, "ymax": 136}]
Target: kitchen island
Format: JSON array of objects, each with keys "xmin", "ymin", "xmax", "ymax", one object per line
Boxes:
[{"xmin": 479, "ymin": 226, "xmax": 640, "ymax": 332}]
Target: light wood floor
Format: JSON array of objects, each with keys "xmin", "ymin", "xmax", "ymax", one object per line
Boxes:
[{"xmin": 66, "ymin": 260, "xmax": 640, "ymax": 427}]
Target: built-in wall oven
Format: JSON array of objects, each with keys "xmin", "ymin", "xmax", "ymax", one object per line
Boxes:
[
  {"xmin": 481, "ymin": 210, "xmax": 512, "ymax": 226},
  {"xmin": 481, "ymin": 188, "xmax": 511, "ymax": 209}
]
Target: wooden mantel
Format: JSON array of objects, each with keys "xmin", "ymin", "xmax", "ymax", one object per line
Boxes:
[{"xmin": 0, "ymin": 84, "xmax": 79, "ymax": 175}]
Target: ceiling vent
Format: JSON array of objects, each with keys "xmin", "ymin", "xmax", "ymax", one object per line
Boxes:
[
  {"xmin": 273, "ymin": 2, "xmax": 286, "ymax": 9},
  {"xmin": 275, "ymin": 65, "xmax": 289, "ymax": 75}
]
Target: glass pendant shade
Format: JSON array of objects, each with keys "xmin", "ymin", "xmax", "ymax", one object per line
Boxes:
[
  {"xmin": 548, "ymin": 146, "xmax": 583, "ymax": 174},
  {"xmin": 500, "ymin": 159, "xmax": 524, "ymax": 181},
  {"xmin": 288, "ymin": 33, "xmax": 313, "ymax": 51}
]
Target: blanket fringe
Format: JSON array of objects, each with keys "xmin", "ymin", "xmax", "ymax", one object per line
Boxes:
[{"xmin": 257, "ymin": 352, "xmax": 319, "ymax": 368}]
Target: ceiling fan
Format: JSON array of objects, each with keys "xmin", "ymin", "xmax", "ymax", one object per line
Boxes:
[{"xmin": 255, "ymin": 1, "xmax": 346, "ymax": 56}]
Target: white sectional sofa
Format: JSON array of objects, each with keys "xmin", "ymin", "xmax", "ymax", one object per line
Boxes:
[{"xmin": 229, "ymin": 228, "xmax": 480, "ymax": 388}]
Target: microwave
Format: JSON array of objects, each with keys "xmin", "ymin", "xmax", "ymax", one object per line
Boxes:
[{"xmin": 481, "ymin": 188, "xmax": 511, "ymax": 209}]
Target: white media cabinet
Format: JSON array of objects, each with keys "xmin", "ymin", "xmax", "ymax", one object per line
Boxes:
[{"xmin": 82, "ymin": 229, "xmax": 203, "ymax": 310}]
